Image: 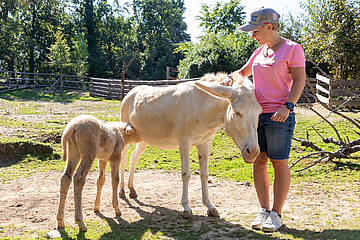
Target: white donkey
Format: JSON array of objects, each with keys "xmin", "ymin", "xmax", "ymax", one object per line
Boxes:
[{"xmin": 120, "ymin": 72, "xmax": 262, "ymax": 218}]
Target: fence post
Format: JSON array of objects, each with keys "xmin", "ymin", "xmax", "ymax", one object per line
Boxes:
[
  {"xmin": 60, "ymin": 74, "xmax": 64, "ymax": 98},
  {"xmin": 329, "ymin": 78, "xmax": 333, "ymax": 107},
  {"xmin": 166, "ymin": 66, "xmax": 170, "ymax": 80},
  {"xmin": 8, "ymin": 71, "xmax": 11, "ymax": 89}
]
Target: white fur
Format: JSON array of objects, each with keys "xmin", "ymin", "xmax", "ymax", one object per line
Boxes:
[{"xmin": 120, "ymin": 72, "xmax": 262, "ymax": 218}]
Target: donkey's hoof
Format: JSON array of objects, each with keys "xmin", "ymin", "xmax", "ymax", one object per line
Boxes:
[
  {"xmin": 119, "ymin": 189, "xmax": 126, "ymax": 199},
  {"xmin": 94, "ymin": 207, "xmax": 100, "ymax": 213},
  {"xmin": 182, "ymin": 210, "xmax": 193, "ymax": 219},
  {"xmin": 207, "ymin": 208, "xmax": 219, "ymax": 218},
  {"xmin": 76, "ymin": 221, "xmax": 88, "ymax": 232},
  {"xmin": 129, "ymin": 188, "xmax": 138, "ymax": 199}
]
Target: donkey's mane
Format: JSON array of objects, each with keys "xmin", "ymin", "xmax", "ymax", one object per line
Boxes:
[{"xmin": 199, "ymin": 72, "xmax": 250, "ymax": 88}]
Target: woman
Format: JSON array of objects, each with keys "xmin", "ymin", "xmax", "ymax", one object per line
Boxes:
[{"xmin": 222, "ymin": 7, "xmax": 306, "ymax": 232}]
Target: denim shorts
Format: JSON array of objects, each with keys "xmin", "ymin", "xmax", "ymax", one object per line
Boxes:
[{"xmin": 257, "ymin": 113, "xmax": 295, "ymax": 160}]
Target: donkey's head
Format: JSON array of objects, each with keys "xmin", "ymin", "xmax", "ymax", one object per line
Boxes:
[{"xmin": 195, "ymin": 76, "xmax": 262, "ymax": 163}]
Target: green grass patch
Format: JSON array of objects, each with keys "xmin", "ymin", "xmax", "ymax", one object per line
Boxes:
[{"xmin": 0, "ymin": 95, "xmax": 359, "ymax": 239}]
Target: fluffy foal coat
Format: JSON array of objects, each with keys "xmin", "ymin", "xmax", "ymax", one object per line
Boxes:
[{"xmin": 56, "ymin": 115, "xmax": 140, "ymax": 232}]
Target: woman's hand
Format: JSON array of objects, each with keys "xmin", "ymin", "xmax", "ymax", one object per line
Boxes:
[
  {"xmin": 271, "ymin": 105, "xmax": 290, "ymax": 122},
  {"xmin": 221, "ymin": 75, "xmax": 233, "ymax": 86}
]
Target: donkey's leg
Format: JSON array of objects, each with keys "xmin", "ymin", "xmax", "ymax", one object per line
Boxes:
[
  {"xmin": 94, "ymin": 160, "xmax": 107, "ymax": 212},
  {"xmin": 73, "ymin": 152, "xmax": 96, "ymax": 232},
  {"xmin": 110, "ymin": 155, "xmax": 121, "ymax": 216},
  {"xmin": 128, "ymin": 142, "xmax": 147, "ymax": 198},
  {"xmin": 57, "ymin": 142, "xmax": 81, "ymax": 230},
  {"xmin": 119, "ymin": 145, "xmax": 129, "ymax": 198},
  {"xmin": 197, "ymin": 142, "xmax": 219, "ymax": 218},
  {"xmin": 179, "ymin": 137, "xmax": 192, "ymax": 218}
]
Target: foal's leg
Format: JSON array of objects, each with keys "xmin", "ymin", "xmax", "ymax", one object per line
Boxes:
[
  {"xmin": 119, "ymin": 145, "xmax": 128, "ymax": 198},
  {"xmin": 110, "ymin": 155, "xmax": 121, "ymax": 216},
  {"xmin": 127, "ymin": 142, "xmax": 147, "ymax": 198},
  {"xmin": 197, "ymin": 142, "xmax": 219, "ymax": 217},
  {"xmin": 73, "ymin": 152, "xmax": 96, "ymax": 232},
  {"xmin": 94, "ymin": 160, "xmax": 107, "ymax": 212},
  {"xmin": 179, "ymin": 137, "xmax": 192, "ymax": 218},
  {"xmin": 57, "ymin": 142, "xmax": 81, "ymax": 230}
]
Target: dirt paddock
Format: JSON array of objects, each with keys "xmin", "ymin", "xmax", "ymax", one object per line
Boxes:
[{"xmin": 1, "ymin": 168, "xmax": 359, "ymax": 238}]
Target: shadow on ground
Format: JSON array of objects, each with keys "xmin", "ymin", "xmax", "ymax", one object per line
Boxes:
[
  {"xmin": 0, "ymin": 89, "xmax": 103, "ymax": 103},
  {"xmin": 58, "ymin": 197, "xmax": 360, "ymax": 240}
]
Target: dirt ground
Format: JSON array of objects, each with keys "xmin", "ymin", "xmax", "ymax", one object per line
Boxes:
[{"xmin": 1, "ymin": 168, "xmax": 359, "ymax": 238}]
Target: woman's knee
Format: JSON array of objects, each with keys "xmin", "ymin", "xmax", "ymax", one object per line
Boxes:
[
  {"xmin": 270, "ymin": 159, "xmax": 289, "ymax": 170},
  {"xmin": 254, "ymin": 152, "xmax": 268, "ymax": 167}
]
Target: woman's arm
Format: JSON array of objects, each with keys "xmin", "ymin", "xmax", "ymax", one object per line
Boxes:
[
  {"xmin": 271, "ymin": 66, "xmax": 306, "ymax": 122},
  {"xmin": 287, "ymin": 67, "xmax": 306, "ymax": 104}
]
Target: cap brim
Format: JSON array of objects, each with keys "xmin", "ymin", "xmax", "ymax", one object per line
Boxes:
[{"xmin": 239, "ymin": 23, "xmax": 258, "ymax": 32}]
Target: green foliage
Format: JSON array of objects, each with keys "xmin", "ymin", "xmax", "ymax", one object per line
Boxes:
[
  {"xmin": 176, "ymin": 32, "xmax": 257, "ymax": 78},
  {"xmin": 176, "ymin": 0, "xmax": 255, "ymax": 78},
  {"xmin": 70, "ymin": 33, "xmax": 89, "ymax": 76},
  {"xmin": 197, "ymin": 0, "xmax": 246, "ymax": 34},
  {"xmin": 133, "ymin": 0, "xmax": 190, "ymax": 79},
  {"xmin": 47, "ymin": 27, "xmax": 71, "ymax": 74},
  {"xmin": 301, "ymin": 0, "xmax": 360, "ymax": 79}
]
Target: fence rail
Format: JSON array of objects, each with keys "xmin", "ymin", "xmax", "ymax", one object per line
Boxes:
[
  {"xmin": 315, "ymin": 74, "xmax": 360, "ymax": 107},
  {"xmin": 0, "ymin": 70, "xmax": 89, "ymax": 94},
  {"xmin": 1, "ymin": 70, "xmax": 358, "ymax": 107},
  {"xmin": 89, "ymin": 77, "xmax": 199, "ymax": 100}
]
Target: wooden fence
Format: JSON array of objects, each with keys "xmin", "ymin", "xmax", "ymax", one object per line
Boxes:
[
  {"xmin": 315, "ymin": 74, "xmax": 360, "ymax": 107},
  {"xmin": 0, "ymin": 70, "xmax": 89, "ymax": 94},
  {"xmin": 89, "ymin": 77, "xmax": 199, "ymax": 100},
  {"xmin": 2, "ymin": 70, "xmax": 359, "ymax": 107}
]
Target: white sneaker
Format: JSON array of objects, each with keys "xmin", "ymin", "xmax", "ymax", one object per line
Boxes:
[
  {"xmin": 251, "ymin": 208, "xmax": 269, "ymax": 230},
  {"xmin": 262, "ymin": 211, "xmax": 283, "ymax": 232}
]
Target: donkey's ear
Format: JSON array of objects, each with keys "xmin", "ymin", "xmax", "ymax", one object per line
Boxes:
[{"xmin": 194, "ymin": 81, "xmax": 234, "ymax": 100}]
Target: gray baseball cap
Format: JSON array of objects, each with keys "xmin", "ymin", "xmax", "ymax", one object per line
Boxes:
[{"xmin": 239, "ymin": 7, "xmax": 280, "ymax": 32}]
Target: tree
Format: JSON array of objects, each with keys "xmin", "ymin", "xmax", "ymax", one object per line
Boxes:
[
  {"xmin": 47, "ymin": 27, "xmax": 72, "ymax": 74},
  {"xmin": 133, "ymin": 0, "xmax": 190, "ymax": 79},
  {"xmin": 82, "ymin": 0, "xmax": 104, "ymax": 77},
  {"xmin": 176, "ymin": 0, "xmax": 255, "ymax": 78},
  {"xmin": 176, "ymin": 32, "xmax": 257, "ymax": 78},
  {"xmin": 301, "ymin": 0, "xmax": 360, "ymax": 80},
  {"xmin": 197, "ymin": 0, "xmax": 245, "ymax": 34}
]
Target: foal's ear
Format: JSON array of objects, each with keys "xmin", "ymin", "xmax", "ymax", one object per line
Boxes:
[
  {"xmin": 195, "ymin": 81, "xmax": 234, "ymax": 100},
  {"xmin": 125, "ymin": 124, "xmax": 135, "ymax": 135}
]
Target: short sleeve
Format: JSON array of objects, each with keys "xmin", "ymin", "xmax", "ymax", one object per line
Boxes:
[
  {"xmin": 288, "ymin": 44, "xmax": 306, "ymax": 68},
  {"xmin": 248, "ymin": 46, "xmax": 263, "ymax": 68}
]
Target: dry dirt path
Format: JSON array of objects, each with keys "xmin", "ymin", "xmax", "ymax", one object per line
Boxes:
[{"xmin": 1, "ymin": 169, "xmax": 359, "ymax": 239}]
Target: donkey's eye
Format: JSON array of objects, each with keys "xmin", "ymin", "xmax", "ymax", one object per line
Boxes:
[{"xmin": 235, "ymin": 112, "xmax": 243, "ymax": 117}]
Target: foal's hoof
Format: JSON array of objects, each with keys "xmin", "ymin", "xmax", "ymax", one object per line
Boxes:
[
  {"xmin": 119, "ymin": 189, "xmax": 126, "ymax": 199},
  {"xmin": 207, "ymin": 208, "xmax": 220, "ymax": 218},
  {"xmin": 57, "ymin": 223, "xmax": 65, "ymax": 231},
  {"xmin": 182, "ymin": 210, "xmax": 193, "ymax": 219},
  {"xmin": 114, "ymin": 208, "xmax": 122, "ymax": 216},
  {"xmin": 129, "ymin": 188, "xmax": 138, "ymax": 199}
]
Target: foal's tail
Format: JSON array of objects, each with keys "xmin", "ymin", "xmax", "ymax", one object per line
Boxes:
[{"xmin": 61, "ymin": 125, "xmax": 76, "ymax": 162}]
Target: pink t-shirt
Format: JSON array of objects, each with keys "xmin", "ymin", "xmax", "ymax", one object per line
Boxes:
[{"xmin": 248, "ymin": 39, "xmax": 305, "ymax": 113}]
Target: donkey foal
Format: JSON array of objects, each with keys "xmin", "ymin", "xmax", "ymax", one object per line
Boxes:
[{"xmin": 56, "ymin": 115, "xmax": 140, "ymax": 232}]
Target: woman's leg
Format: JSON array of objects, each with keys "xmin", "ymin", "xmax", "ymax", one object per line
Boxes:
[
  {"xmin": 271, "ymin": 159, "xmax": 291, "ymax": 215},
  {"xmin": 253, "ymin": 152, "xmax": 270, "ymax": 210}
]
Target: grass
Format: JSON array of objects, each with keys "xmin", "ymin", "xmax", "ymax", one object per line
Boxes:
[{"xmin": 0, "ymin": 89, "xmax": 360, "ymax": 239}]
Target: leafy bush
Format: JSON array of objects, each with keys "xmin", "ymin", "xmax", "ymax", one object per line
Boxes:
[{"xmin": 176, "ymin": 32, "xmax": 257, "ymax": 78}]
